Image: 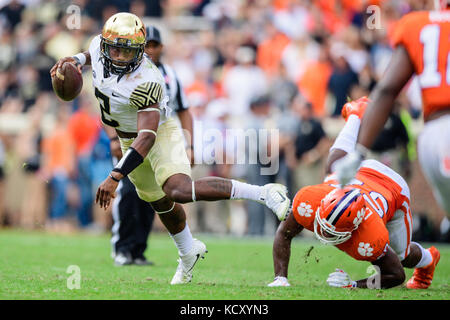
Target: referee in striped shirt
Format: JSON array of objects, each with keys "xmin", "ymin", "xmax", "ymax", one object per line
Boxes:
[
  {"xmin": 144, "ymin": 25, "xmax": 194, "ymax": 163},
  {"xmin": 110, "ymin": 25, "xmax": 194, "ymax": 266}
]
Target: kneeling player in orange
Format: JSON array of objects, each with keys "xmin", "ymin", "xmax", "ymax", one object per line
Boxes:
[{"xmin": 269, "ymin": 97, "xmax": 440, "ymax": 289}]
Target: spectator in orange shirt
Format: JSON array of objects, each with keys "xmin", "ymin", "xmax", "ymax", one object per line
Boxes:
[
  {"xmin": 256, "ymin": 21, "xmax": 290, "ymax": 79},
  {"xmin": 297, "ymin": 45, "xmax": 332, "ymax": 118},
  {"xmin": 68, "ymin": 95, "xmax": 101, "ymax": 228},
  {"xmin": 42, "ymin": 103, "xmax": 76, "ymax": 225}
]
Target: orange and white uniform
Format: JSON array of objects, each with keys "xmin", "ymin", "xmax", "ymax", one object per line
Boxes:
[
  {"xmin": 292, "ymin": 159, "xmax": 413, "ymax": 262},
  {"xmin": 391, "ymin": 10, "xmax": 450, "ymax": 214},
  {"xmin": 392, "ymin": 10, "xmax": 450, "ymax": 120}
]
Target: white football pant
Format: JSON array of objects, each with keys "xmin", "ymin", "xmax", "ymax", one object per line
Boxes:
[{"xmin": 417, "ymin": 114, "xmax": 450, "ymax": 215}]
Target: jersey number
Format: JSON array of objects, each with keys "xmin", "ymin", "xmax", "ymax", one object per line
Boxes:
[
  {"xmin": 363, "ymin": 192, "xmax": 388, "ymax": 219},
  {"xmin": 95, "ymin": 87, "xmax": 119, "ymax": 127},
  {"xmin": 347, "ymin": 179, "xmax": 388, "ymax": 219},
  {"xmin": 419, "ymin": 24, "xmax": 450, "ymax": 88}
]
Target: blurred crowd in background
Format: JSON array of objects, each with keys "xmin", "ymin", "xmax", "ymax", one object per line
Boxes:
[{"xmin": 0, "ymin": 0, "xmax": 448, "ymax": 242}]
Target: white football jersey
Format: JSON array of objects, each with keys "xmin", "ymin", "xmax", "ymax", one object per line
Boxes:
[{"xmin": 89, "ymin": 35, "xmax": 170, "ymax": 132}]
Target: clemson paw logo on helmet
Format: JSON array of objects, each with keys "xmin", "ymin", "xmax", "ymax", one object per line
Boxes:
[
  {"xmin": 352, "ymin": 209, "xmax": 365, "ymax": 228},
  {"xmin": 357, "ymin": 242, "xmax": 373, "ymax": 257},
  {"xmin": 297, "ymin": 202, "xmax": 313, "ymax": 217}
]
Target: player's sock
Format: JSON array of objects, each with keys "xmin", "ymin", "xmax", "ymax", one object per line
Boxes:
[
  {"xmin": 330, "ymin": 114, "xmax": 361, "ymax": 154},
  {"xmin": 170, "ymin": 224, "xmax": 194, "ymax": 256},
  {"xmin": 230, "ymin": 179, "xmax": 264, "ymax": 201},
  {"xmin": 412, "ymin": 242, "xmax": 433, "ymax": 268}
]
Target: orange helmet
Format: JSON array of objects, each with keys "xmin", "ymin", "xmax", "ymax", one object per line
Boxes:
[{"xmin": 314, "ymin": 187, "xmax": 366, "ymax": 245}]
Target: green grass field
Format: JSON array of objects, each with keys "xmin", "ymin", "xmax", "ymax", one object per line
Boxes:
[{"xmin": 0, "ymin": 229, "xmax": 448, "ymax": 300}]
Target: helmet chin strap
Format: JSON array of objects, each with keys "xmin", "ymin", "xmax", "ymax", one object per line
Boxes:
[
  {"xmin": 111, "ymin": 63, "xmax": 128, "ymax": 82},
  {"xmin": 102, "ymin": 57, "xmax": 136, "ymax": 82}
]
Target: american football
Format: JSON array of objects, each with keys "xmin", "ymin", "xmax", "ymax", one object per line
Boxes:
[{"xmin": 51, "ymin": 61, "xmax": 83, "ymax": 101}]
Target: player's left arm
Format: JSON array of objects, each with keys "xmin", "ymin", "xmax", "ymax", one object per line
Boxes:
[
  {"xmin": 358, "ymin": 45, "xmax": 414, "ymax": 149},
  {"xmin": 96, "ymin": 106, "xmax": 160, "ymax": 209}
]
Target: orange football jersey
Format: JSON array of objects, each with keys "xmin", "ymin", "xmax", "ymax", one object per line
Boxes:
[
  {"xmin": 392, "ymin": 10, "xmax": 450, "ymax": 120},
  {"xmin": 292, "ymin": 160, "xmax": 410, "ymax": 262}
]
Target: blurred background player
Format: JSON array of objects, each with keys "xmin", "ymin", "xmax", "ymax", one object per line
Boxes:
[
  {"xmin": 144, "ymin": 25, "xmax": 195, "ymax": 166},
  {"xmin": 109, "ymin": 131, "xmax": 156, "ymax": 266},
  {"xmin": 269, "ymin": 97, "xmax": 440, "ymax": 289},
  {"xmin": 334, "ymin": 1, "xmax": 450, "ymax": 217},
  {"xmin": 110, "ymin": 25, "xmax": 195, "ymax": 266}
]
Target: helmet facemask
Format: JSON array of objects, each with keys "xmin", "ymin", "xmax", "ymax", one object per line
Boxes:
[
  {"xmin": 313, "ymin": 209, "xmax": 353, "ymax": 245},
  {"xmin": 100, "ymin": 37, "xmax": 144, "ymax": 78},
  {"xmin": 313, "ymin": 188, "xmax": 365, "ymax": 246}
]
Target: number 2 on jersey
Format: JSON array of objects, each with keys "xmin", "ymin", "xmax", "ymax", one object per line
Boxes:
[
  {"xmin": 419, "ymin": 24, "xmax": 450, "ymax": 88},
  {"xmin": 95, "ymin": 87, "xmax": 119, "ymax": 127}
]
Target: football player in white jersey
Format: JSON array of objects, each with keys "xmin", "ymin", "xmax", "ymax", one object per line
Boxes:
[{"xmin": 50, "ymin": 12, "xmax": 290, "ymax": 285}]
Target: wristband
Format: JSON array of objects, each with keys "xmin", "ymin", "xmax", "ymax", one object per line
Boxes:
[
  {"xmin": 108, "ymin": 173, "xmax": 120, "ymax": 182},
  {"xmin": 73, "ymin": 53, "xmax": 86, "ymax": 66},
  {"xmin": 112, "ymin": 147, "xmax": 144, "ymax": 177}
]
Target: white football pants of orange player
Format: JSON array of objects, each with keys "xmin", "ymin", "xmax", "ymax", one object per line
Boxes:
[
  {"xmin": 417, "ymin": 114, "xmax": 450, "ymax": 216},
  {"xmin": 363, "ymin": 160, "xmax": 413, "ymax": 261}
]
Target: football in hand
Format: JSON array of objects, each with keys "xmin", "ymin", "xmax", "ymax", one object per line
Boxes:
[{"xmin": 52, "ymin": 61, "xmax": 83, "ymax": 101}]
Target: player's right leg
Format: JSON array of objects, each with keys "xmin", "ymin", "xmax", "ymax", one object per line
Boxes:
[
  {"xmin": 417, "ymin": 115, "xmax": 450, "ymax": 216},
  {"xmin": 387, "ymin": 203, "xmax": 440, "ymax": 289},
  {"xmin": 402, "ymin": 243, "xmax": 440, "ymax": 289},
  {"xmin": 150, "ymin": 196, "xmax": 207, "ymax": 285}
]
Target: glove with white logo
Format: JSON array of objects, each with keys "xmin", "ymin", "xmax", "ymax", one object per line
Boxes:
[
  {"xmin": 267, "ymin": 276, "xmax": 291, "ymax": 287},
  {"xmin": 327, "ymin": 269, "xmax": 357, "ymax": 288}
]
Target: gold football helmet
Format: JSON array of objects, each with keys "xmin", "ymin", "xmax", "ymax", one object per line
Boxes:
[{"xmin": 100, "ymin": 12, "xmax": 146, "ymax": 77}]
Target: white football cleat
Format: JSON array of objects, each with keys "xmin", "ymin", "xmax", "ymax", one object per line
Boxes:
[
  {"xmin": 170, "ymin": 239, "xmax": 207, "ymax": 285},
  {"xmin": 268, "ymin": 276, "xmax": 291, "ymax": 287},
  {"xmin": 259, "ymin": 183, "xmax": 291, "ymax": 221}
]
